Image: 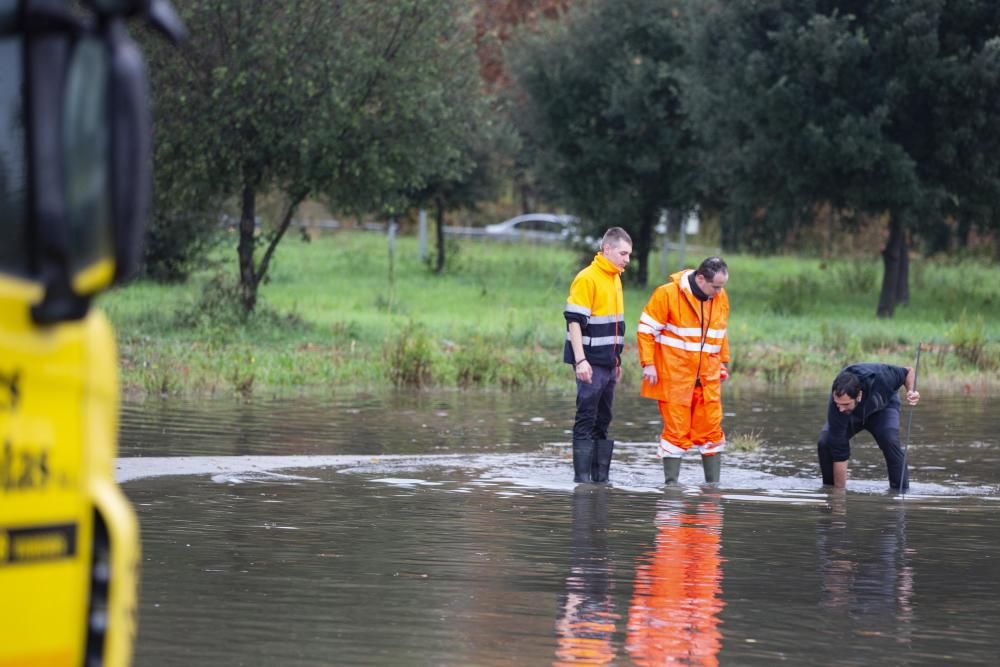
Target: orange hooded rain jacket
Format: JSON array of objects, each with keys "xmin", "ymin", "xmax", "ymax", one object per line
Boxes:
[{"xmin": 637, "ymin": 269, "xmax": 729, "ymax": 406}]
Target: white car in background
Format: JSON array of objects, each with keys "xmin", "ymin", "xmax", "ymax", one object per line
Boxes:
[{"xmin": 484, "ymin": 213, "xmax": 580, "ymax": 242}]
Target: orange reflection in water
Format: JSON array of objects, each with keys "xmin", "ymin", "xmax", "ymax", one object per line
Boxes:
[{"xmin": 626, "ymin": 498, "xmax": 725, "ymax": 667}]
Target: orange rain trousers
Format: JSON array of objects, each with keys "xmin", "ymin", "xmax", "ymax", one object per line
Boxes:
[{"xmin": 657, "ymin": 384, "xmax": 724, "ymax": 455}]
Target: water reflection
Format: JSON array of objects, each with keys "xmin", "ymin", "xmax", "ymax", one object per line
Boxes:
[
  {"xmin": 119, "ymin": 391, "xmax": 1000, "ymax": 665},
  {"xmin": 626, "ymin": 496, "xmax": 725, "ymax": 666},
  {"xmin": 816, "ymin": 493, "xmax": 914, "ymax": 648},
  {"xmin": 554, "ymin": 488, "xmax": 620, "ymax": 665}
]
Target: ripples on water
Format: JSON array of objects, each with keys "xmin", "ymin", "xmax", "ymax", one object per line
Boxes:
[{"xmin": 120, "ymin": 390, "xmax": 1000, "ymax": 665}]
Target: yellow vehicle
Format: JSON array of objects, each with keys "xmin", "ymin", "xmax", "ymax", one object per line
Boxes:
[{"xmin": 0, "ymin": 1, "xmax": 181, "ymax": 665}]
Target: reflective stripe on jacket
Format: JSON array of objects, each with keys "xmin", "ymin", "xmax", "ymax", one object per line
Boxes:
[
  {"xmin": 637, "ymin": 270, "xmax": 730, "ymax": 405},
  {"xmin": 563, "ymin": 253, "xmax": 625, "ymax": 368}
]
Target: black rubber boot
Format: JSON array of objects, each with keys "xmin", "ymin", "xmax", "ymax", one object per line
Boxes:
[
  {"xmin": 702, "ymin": 454, "xmax": 721, "ymax": 483},
  {"xmin": 573, "ymin": 439, "xmax": 596, "ymax": 483},
  {"xmin": 592, "ymin": 439, "xmax": 615, "ymax": 483},
  {"xmin": 662, "ymin": 457, "xmax": 681, "ymax": 485}
]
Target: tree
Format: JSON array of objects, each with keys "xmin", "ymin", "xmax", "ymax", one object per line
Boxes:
[
  {"xmin": 473, "ymin": 0, "xmax": 575, "ymax": 215},
  {"xmin": 686, "ymin": 0, "xmax": 1000, "ymax": 316},
  {"xmin": 510, "ymin": 0, "xmax": 700, "ymax": 285},
  {"xmin": 410, "ymin": 120, "xmax": 516, "ymax": 273},
  {"xmin": 145, "ymin": 1, "xmax": 485, "ymax": 311}
]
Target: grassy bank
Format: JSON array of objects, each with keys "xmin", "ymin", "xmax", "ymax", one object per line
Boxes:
[{"xmin": 98, "ymin": 231, "xmax": 1000, "ymax": 398}]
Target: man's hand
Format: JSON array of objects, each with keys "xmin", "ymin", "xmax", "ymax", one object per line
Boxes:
[
  {"xmin": 905, "ymin": 390, "xmax": 920, "ymax": 405},
  {"xmin": 642, "ymin": 365, "xmax": 658, "ymax": 386},
  {"xmin": 575, "ymin": 359, "xmax": 593, "ymax": 384},
  {"xmin": 720, "ymin": 365, "xmax": 729, "ymax": 382}
]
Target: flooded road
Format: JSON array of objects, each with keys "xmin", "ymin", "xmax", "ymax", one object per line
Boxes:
[{"xmin": 119, "ymin": 390, "xmax": 1000, "ymax": 665}]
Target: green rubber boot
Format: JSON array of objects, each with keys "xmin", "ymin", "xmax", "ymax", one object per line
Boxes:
[
  {"xmin": 662, "ymin": 457, "xmax": 681, "ymax": 485},
  {"xmin": 702, "ymin": 454, "xmax": 721, "ymax": 483}
]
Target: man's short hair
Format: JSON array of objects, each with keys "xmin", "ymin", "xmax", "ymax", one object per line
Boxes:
[
  {"xmin": 695, "ymin": 256, "xmax": 728, "ymax": 281},
  {"xmin": 602, "ymin": 227, "xmax": 632, "ymax": 248},
  {"xmin": 832, "ymin": 370, "xmax": 862, "ymax": 399}
]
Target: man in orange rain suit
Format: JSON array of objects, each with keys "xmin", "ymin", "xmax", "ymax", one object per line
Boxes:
[{"xmin": 637, "ymin": 257, "xmax": 730, "ymax": 484}]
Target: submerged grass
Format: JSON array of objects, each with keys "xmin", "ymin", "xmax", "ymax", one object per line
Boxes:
[
  {"xmin": 727, "ymin": 430, "xmax": 764, "ymax": 453},
  {"xmin": 98, "ymin": 231, "xmax": 1000, "ymax": 398}
]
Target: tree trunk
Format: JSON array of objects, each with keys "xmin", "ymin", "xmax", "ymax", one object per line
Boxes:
[
  {"xmin": 896, "ymin": 231, "xmax": 909, "ymax": 306},
  {"xmin": 519, "ymin": 182, "xmax": 532, "ymax": 214},
  {"xmin": 434, "ymin": 196, "xmax": 446, "ymax": 273},
  {"xmin": 877, "ymin": 213, "xmax": 907, "ymax": 318},
  {"xmin": 238, "ymin": 182, "xmax": 258, "ymax": 313},
  {"xmin": 629, "ymin": 206, "xmax": 656, "ymax": 287},
  {"xmin": 957, "ymin": 218, "xmax": 971, "ymax": 248},
  {"xmin": 256, "ymin": 193, "xmax": 304, "ymax": 291},
  {"xmin": 823, "ymin": 204, "xmax": 835, "ymax": 260},
  {"xmin": 719, "ymin": 207, "xmax": 740, "ymax": 253}
]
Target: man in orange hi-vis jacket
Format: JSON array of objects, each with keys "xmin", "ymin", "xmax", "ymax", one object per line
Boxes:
[{"xmin": 637, "ymin": 257, "xmax": 730, "ymax": 484}]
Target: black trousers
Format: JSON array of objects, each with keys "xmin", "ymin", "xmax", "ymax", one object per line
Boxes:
[
  {"xmin": 817, "ymin": 405, "xmax": 909, "ymax": 490},
  {"xmin": 573, "ymin": 364, "xmax": 617, "ymax": 441}
]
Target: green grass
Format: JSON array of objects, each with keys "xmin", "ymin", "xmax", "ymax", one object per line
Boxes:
[
  {"xmin": 98, "ymin": 231, "xmax": 1000, "ymax": 398},
  {"xmin": 727, "ymin": 429, "xmax": 765, "ymax": 453}
]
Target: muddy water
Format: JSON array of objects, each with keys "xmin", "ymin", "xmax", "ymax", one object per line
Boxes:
[{"xmin": 119, "ymin": 390, "xmax": 999, "ymax": 665}]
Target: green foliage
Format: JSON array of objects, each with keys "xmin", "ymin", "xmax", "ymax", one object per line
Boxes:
[
  {"xmin": 385, "ymin": 324, "xmax": 436, "ymax": 388},
  {"xmin": 423, "ymin": 237, "xmax": 463, "ymax": 275},
  {"xmin": 143, "ymin": 207, "xmax": 222, "ymax": 283},
  {"xmin": 143, "ymin": 1, "xmax": 491, "ymax": 307},
  {"xmin": 687, "ymin": 0, "xmax": 1000, "ymax": 229},
  {"xmin": 948, "ymin": 310, "xmax": 989, "ymax": 368},
  {"xmin": 98, "ymin": 232, "xmax": 1000, "ymax": 396},
  {"xmin": 728, "ymin": 430, "xmax": 763, "ymax": 453},
  {"xmin": 762, "ymin": 353, "xmax": 803, "ymax": 385},
  {"xmin": 497, "ymin": 350, "xmax": 555, "ymax": 390},
  {"xmin": 171, "ymin": 272, "xmax": 310, "ymax": 344},
  {"xmin": 684, "ymin": 0, "xmax": 1000, "ymax": 315},
  {"xmin": 139, "ymin": 361, "xmax": 181, "ymax": 398},
  {"xmin": 817, "ymin": 321, "xmax": 864, "ymax": 365},
  {"xmin": 173, "ymin": 272, "xmax": 249, "ymax": 332},
  {"xmin": 830, "ymin": 259, "xmax": 878, "ymax": 295},
  {"xmin": 509, "ymin": 0, "xmax": 700, "ymax": 285},
  {"xmin": 768, "ymin": 273, "xmax": 822, "ymax": 316},
  {"xmin": 819, "ymin": 322, "xmax": 849, "ymax": 353},
  {"xmin": 452, "ymin": 338, "xmax": 497, "ymax": 388}
]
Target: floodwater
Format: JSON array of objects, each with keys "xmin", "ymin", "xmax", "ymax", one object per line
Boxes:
[{"xmin": 118, "ymin": 389, "xmax": 1000, "ymax": 666}]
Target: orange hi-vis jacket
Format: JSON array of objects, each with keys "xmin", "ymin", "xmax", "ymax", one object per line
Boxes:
[
  {"xmin": 636, "ymin": 270, "xmax": 730, "ymax": 406},
  {"xmin": 564, "ymin": 253, "xmax": 626, "ymax": 368}
]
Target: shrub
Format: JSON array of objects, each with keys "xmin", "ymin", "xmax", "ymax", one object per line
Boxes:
[
  {"xmin": 831, "ymin": 259, "xmax": 877, "ymax": 294},
  {"xmin": 173, "ymin": 272, "xmax": 249, "ymax": 331},
  {"xmin": 819, "ymin": 322, "xmax": 849, "ymax": 353},
  {"xmin": 497, "ymin": 350, "xmax": 556, "ymax": 390},
  {"xmin": 143, "ymin": 207, "xmax": 222, "ymax": 283},
  {"xmin": 173, "ymin": 272, "xmax": 309, "ymax": 342},
  {"xmin": 453, "ymin": 339, "xmax": 497, "ymax": 387},
  {"xmin": 948, "ymin": 310, "xmax": 989, "ymax": 368},
  {"xmin": 768, "ymin": 273, "xmax": 821, "ymax": 316},
  {"xmin": 384, "ymin": 324, "xmax": 435, "ymax": 388}
]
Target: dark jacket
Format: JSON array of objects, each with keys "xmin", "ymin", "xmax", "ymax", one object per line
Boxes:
[{"xmin": 825, "ymin": 363, "xmax": 907, "ymax": 450}]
